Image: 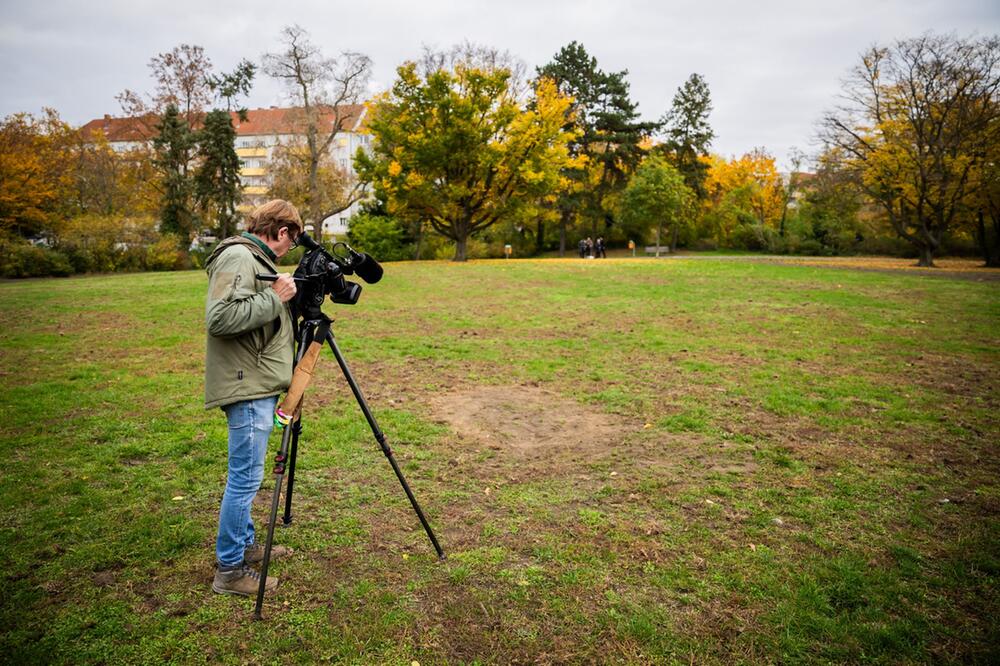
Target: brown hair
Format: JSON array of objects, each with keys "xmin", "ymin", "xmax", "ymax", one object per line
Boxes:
[{"xmin": 246, "ymin": 199, "xmax": 302, "ymax": 240}]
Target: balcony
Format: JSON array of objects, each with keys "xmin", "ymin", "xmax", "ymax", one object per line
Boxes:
[
  {"xmin": 243, "ymin": 186, "xmax": 268, "ymax": 195},
  {"xmin": 236, "ymin": 147, "xmax": 268, "ymax": 157},
  {"xmin": 240, "ymin": 167, "xmax": 266, "ymax": 176}
]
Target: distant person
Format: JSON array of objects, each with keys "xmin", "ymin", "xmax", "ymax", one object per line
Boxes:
[
  {"xmin": 595, "ymin": 237, "xmax": 606, "ymax": 258},
  {"xmin": 585, "ymin": 237, "xmax": 594, "ymax": 258},
  {"xmin": 204, "ymin": 199, "xmax": 302, "ymax": 596},
  {"xmin": 578, "ymin": 238, "xmax": 587, "ymax": 258}
]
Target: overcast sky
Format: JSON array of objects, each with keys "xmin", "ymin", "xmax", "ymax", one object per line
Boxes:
[{"xmin": 2, "ymin": 0, "xmax": 997, "ymax": 169}]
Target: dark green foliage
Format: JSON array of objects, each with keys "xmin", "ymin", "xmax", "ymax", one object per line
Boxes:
[
  {"xmin": 346, "ymin": 212, "xmax": 412, "ymax": 262},
  {"xmin": 657, "ymin": 73, "xmax": 714, "ymax": 199},
  {"xmin": 206, "ymin": 59, "xmax": 256, "ymax": 117},
  {"xmin": 796, "ymin": 167, "xmax": 864, "ymax": 254},
  {"xmin": 537, "ymin": 42, "xmax": 659, "ymax": 241},
  {"xmin": 620, "ymin": 155, "xmax": 694, "ymax": 250},
  {"xmin": 152, "ymin": 105, "xmax": 196, "ymax": 243},
  {"xmin": 194, "ymin": 110, "xmax": 242, "ymax": 238}
]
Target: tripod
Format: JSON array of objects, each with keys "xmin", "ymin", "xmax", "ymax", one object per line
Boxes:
[{"xmin": 254, "ymin": 315, "xmax": 445, "ymax": 619}]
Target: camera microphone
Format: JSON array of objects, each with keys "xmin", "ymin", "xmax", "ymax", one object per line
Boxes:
[
  {"xmin": 347, "ymin": 249, "xmax": 383, "ymax": 284},
  {"xmin": 297, "ymin": 233, "xmax": 382, "ymax": 284}
]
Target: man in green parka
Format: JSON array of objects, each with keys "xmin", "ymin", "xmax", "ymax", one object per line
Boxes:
[{"xmin": 204, "ymin": 199, "xmax": 301, "ymax": 596}]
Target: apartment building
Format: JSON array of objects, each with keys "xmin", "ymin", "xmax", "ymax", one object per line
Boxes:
[{"xmin": 80, "ymin": 104, "xmax": 371, "ymax": 238}]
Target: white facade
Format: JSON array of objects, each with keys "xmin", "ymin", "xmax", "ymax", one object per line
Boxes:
[{"xmin": 234, "ymin": 113, "xmax": 371, "ymax": 240}]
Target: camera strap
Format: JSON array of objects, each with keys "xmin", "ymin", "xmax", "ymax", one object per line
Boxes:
[{"xmin": 277, "ymin": 319, "xmax": 331, "ymax": 422}]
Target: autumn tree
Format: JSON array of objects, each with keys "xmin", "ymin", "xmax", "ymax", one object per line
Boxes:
[
  {"xmin": 821, "ymin": 33, "xmax": 1000, "ymax": 267},
  {"xmin": 0, "ymin": 110, "xmax": 76, "ymax": 237},
  {"xmin": 263, "ymin": 25, "xmax": 372, "ymax": 240},
  {"xmin": 963, "ymin": 101, "xmax": 1000, "ymax": 266},
  {"xmin": 118, "ymin": 44, "xmax": 215, "ymax": 130},
  {"xmin": 657, "ymin": 73, "xmax": 714, "ymax": 200},
  {"xmin": 356, "ymin": 60, "xmax": 581, "ymax": 261},
  {"xmin": 72, "ymin": 130, "xmax": 158, "ymax": 218},
  {"xmin": 118, "ymin": 45, "xmax": 216, "ymax": 243},
  {"xmin": 777, "ymin": 148, "xmax": 805, "ymax": 238},
  {"xmin": 620, "ymin": 155, "xmax": 693, "ymax": 256},
  {"xmin": 537, "ymin": 42, "xmax": 658, "ymax": 252},
  {"xmin": 268, "ymin": 145, "xmax": 351, "ymax": 221},
  {"xmin": 701, "ymin": 149, "xmax": 785, "ymax": 247}
]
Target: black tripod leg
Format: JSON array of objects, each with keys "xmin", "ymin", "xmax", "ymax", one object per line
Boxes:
[
  {"xmin": 325, "ymin": 331, "xmax": 445, "ymax": 559},
  {"xmin": 254, "ymin": 323, "xmax": 315, "ymax": 619},
  {"xmin": 282, "ymin": 420, "xmax": 301, "ymax": 525},
  {"xmin": 254, "ymin": 419, "xmax": 293, "ymax": 620}
]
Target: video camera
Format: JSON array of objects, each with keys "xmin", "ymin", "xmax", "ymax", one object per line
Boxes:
[{"xmin": 288, "ymin": 233, "xmax": 383, "ymax": 320}]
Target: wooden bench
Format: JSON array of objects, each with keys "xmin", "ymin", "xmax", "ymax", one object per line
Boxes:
[{"xmin": 644, "ymin": 246, "xmax": 672, "ymax": 255}]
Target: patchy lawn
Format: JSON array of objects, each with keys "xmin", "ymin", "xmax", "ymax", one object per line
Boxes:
[{"xmin": 1, "ymin": 257, "xmax": 997, "ymax": 664}]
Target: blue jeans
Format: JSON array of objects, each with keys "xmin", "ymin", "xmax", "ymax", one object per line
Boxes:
[{"xmin": 216, "ymin": 396, "xmax": 277, "ymax": 568}]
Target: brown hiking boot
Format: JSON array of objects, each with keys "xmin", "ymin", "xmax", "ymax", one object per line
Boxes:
[
  {"xmin": 212, "ymin": 564, "xmax": 278, "ymax": 596},
  {"xmin": 243, "ymin": 543, "xmax": 293, "ymax": 565}
]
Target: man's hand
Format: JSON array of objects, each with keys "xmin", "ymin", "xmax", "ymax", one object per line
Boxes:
[{"xmin": 271, "ymin": 274, "xmax": 297, "ymax": 302}]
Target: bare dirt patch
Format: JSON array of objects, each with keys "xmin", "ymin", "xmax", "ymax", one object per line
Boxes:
[{"xmin": 427, "ymin": 384, "xmax": 629, "ymax": 457}]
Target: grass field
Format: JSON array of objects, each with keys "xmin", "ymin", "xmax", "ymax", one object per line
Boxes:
[{"xmin": 1, "ymin": 257, "xmax": 998, "ymax": 664}]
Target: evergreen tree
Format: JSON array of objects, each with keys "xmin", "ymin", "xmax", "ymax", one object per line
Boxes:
[
  {"xmin": 658, "ymin": 73, "xmax": 714, "ymax": 200},
  {"xmin": 152, "ymin": 104, "xmax": 195, "ymax": 242},
  {"xmin": 195, "ymin": 109, "xmax": 242, "ymax": 239},
  {"xmin": 537, "ymin": 42, "xmax": 659, "ymax": 251},
  {"xmin": 194, "ymin": 60, "xmax": 255, "ymax": 239}
]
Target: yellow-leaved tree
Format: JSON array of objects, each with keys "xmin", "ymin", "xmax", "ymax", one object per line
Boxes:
[
  {"xmin": 701, "ymin": 149, "xmax": 784, "ymax": 247},
  {"xmin": 356, "ymin": 59, "xmax": 582, "ymax": 261},
  {"xmin": 0, "ymin": 110, "xmax": 76, "ymax": 238},
  {"xmin": 821, "ymin": 34, "xmax": 1000, "ymax": 266}
]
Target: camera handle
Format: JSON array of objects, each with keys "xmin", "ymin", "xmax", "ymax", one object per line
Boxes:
[
  {"xmin": 253, "ymin": 316, "xmax": 445, "ymax": 620},
  {"xmin": 255, "ymin": 273, "xmax": 310, "ymax": 283}
]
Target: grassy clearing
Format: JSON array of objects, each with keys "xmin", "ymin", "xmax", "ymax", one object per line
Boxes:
[{"xmin": 1, "ymin": 258, "xmax": 998, "ymax": 664}]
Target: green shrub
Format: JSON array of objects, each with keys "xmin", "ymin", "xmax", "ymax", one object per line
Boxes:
[
  {"xmin": 797, "ymin": 238, "xmax": 826, "ymax": 256},
  {"xmin": 143, "ymin": 235, "xmax": 187, "ymax": 271},
  {"xmin": 346, "ymin": 213, "xmax": 413, "ymax": 262},
  {"xmin": 0, "ymin": 237, "xmax": 73, "ymax": 278}
]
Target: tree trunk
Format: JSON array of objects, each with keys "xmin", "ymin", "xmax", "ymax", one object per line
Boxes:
[
  {"xmin": 976, "ymin": 210, "xmax": 1000, "ymax": 268},
  {"xmin": 655, "ymin": 223, "xmax": 662, "ymax": 258},
  {"xmin": 916, "ymin": 244, "xmax": 935, "ymax": 267},
  {"xmin": 670, "ymin": 224, "xmax": 679, "ymax": 253},
  {"xmin": 558, "ymin": 209, "xmax": 570, "ymax": 257},
  {"xmin": 309, "ymin": 169, "xmax": 321, "ymax": 241},
  {"xmin": 535, "ymin": 218, "xmax": 545, "ymax": 256},
  {"xmin": 454, "ymin": 235, "xmax": 468, "ymax": 262},
  {"xmin": 413, "ymin": 220, "xmax": 424, "ymax": 261}
]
